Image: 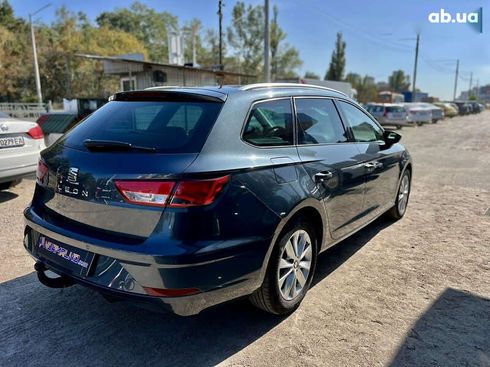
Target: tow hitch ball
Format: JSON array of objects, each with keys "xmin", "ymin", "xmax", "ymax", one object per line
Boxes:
[{"xmin": 34, "ymin": 262, "xmax": 75, "ymax": 289}]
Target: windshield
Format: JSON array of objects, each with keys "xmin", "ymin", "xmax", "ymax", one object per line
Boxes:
[{"xmin": 63, "ymin": 100, "xmax": 223, "ymax": 153}]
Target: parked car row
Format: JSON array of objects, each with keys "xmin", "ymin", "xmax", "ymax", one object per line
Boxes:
[
  {"xmin": 365, "ymin": 100, "xmax": 486, "ymax": 129},
  {"xmin": 452, "ymin": 101, "xmax": 486, "ymax": 115}
]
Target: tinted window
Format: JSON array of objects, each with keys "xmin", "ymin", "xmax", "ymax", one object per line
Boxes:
[
  {"xmin": 338, "ymin": 101, "xmax": 384, "ymax": 142},
  {"xmin": 64, "ymin": 100, "xmax": 222, "ymax": 153},
  {"xmin": 243, "ymin": 99, "xmax": 293, "ymax": 146},
  {"xmin": 295, "ymin": 98, "xmax": 347, "ymax": 144}
]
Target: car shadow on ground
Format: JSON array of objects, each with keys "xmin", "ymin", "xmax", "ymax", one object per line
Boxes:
[
  {"xmin": 0, "ymin": 216, "xmax": 392, "ymax": 367},
  {"xmin": 390, "ymin": 288, "xmax": 490, "ymax": 366},
  {"xmin": 0, "ymin": 191, "xmax": 18, "ymax": 203}
]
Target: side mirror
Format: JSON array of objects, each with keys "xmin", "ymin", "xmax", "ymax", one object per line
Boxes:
[{"xmin": 384, "ymin": 130, "xmax": 401, "ymax": 145}]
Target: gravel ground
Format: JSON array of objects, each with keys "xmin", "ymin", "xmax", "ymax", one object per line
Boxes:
[{"xmin": 0, "ymin": 112, "xmax": 489, "ymax": 367}]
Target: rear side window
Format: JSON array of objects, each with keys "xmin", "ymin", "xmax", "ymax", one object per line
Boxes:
[
  {"xmin": 295, "ymin": 98, "xmax": 347, "ymax": 144},
  {"xmin": 386, "ymin": 106, "xmax": 404, "ymax": 113},
  {"xmin": 337, "ymin": 100, "xmax": 384, "ymax": 142},
  {"xmin": 64, "ymin": 100, "xmax": 222, "ymax": 153},
  {"xmin": 243, "ymin": 99, "xmax": 293, "ymax": 146}
]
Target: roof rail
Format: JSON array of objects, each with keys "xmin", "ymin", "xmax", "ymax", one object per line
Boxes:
[
  {"xmin": 144, "ymin": 86, "xmax": 187, "ymax": 90},
  {"xmin": 240, "ymin": 83, "xmax": 349, "ymax": 97}
]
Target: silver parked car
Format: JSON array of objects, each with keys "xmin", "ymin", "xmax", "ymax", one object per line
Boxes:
[
  {"xmin": 414, "ymin": 103, "xmax": 444, "ymax": 123},
  {"xmin": 365, "ymin": 103, "xmax": 410, "ymax": 129},
  {"xmin": 0, "ymin": 111, "xmax": 46, "ymax": 190}
]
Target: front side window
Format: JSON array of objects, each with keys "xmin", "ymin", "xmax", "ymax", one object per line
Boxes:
[
  {"xmin": 295, "ymin": 98, "xmax": 347, "ymax": 144},
  {"xmin": 243, "ymin": 99, "xmax": 293, "ymax": 146},
  {"xmin": 337, "ymin": 101, "xmax": 384, "ymax": 142}
]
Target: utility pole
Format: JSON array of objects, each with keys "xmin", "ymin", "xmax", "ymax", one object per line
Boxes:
[
  {"xmin": 29, "ymin": 4, "xmax": 51, "ymax": 105},
  {"xmin": 411, "ymin": 32, "xmax": 420, "ymax": 102},
  {"xmin": 476, "ymin": 79, "xmax": 480, "ymax": 100},
  {"xmin": 191, "ymin": 22, "xmax": 197, "ymax": 66},
  {"xmin": 29, "ymin": 14, "xmax": 42, "ymax": 104},
  {"xmin": 264, "ymin": 0, "xmax": 271, "ymax": 82},
  {"xmin": 218, "ymin": 0, "xmax": 223, "ymax": 70},
  {"xmin": 468, "ymin": 71, "xmax": 473, "ymax": 97},
  {"xmin": 453, "ymin": 59, "xmax": 459, "ymax": 100}
]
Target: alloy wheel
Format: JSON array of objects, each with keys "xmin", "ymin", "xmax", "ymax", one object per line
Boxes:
[
  {"xmin": 397, "ymin": 174, "xmax": 410, "ymax": 215},
  {"xmin": 277, "ymin": 229, "xmax": 313, "ymax": 301}
]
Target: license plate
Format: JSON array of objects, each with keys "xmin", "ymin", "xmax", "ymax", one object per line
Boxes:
[
  {"xmin": 0, "ymin": 136, "xmax": 24, "ymax": 148},
  {"xmin": 36, "ymin": 235, "xmax": 94, "ymax": 276}
]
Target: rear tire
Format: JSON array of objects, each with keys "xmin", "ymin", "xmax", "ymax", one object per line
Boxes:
[
  {"xmin": 250, "ymin": 221, "xmax": 318, "ymax": 315},
  {"xmin": 0, "ymin": 181, "xmax": 13, "ymax": 191},
  {"xmin": 387, "ymin": 170, "xmax": 411, "ymax": 220}
]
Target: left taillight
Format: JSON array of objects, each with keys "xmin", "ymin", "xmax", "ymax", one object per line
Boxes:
[
  {"xmin": 27, "ymin": 124, "xmax": 44, "ymax": 139},
  {"xmin": 36, "ymin": 159, "xmax": 49, "ymax": 184},
  {"xmin": 114, "ymin": 175, "xmax": 230, "ymax": 208}
]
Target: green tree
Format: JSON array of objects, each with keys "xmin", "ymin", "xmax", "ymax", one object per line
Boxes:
[
  {"xmin": 270, "ymin": 5, "xmax": 301, "ymax": 80},
  {"xmin": 0, "ymin": 1, "xmax": 31, "ymax": 101},
  {"xmin": 346, "ymin": 72, "xmax": 377, "ymax": 103},
  {"xmin": 227, "ymin": 2, "xmax": 301, "ymax": 80},
  {"xmin": 388, "ymin": 70, "xmax": 410, "ymax": 92},
  {"xmin": 227, "ymin": 2, "xmax": 264, "ymax": 76},
  {"xmin": 303, "ymin": 71, "xmax": 320, "ymax": 80},
  {"xmin": 96, "ymin": 2, "xmax": 177, "ymax": 63},
  {"xmin": 38, "ymin": 7, "xmax": 147, "ymax": 101},
  {"xmin": 325, "ymin": 32, "xmax": 346, "ymax": 81}
]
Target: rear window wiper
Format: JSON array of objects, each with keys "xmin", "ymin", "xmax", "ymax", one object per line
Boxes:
[{"xmin": 83, "ymin": 139, "xmax": 156, "ymax": 152}]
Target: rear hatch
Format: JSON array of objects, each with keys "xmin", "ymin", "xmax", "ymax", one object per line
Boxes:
[
  {"xmin": 33, "ymin": 91, "xmax": 224, "ymax": 240},
  {"xmin": 385, "ymin": 106, "xmax": 407, "ymax": 122}
]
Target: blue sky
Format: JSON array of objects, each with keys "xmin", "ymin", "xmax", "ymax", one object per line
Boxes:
[{"xmin": 10, "ymin": 0, "xmax": 490, "ymax": 100}]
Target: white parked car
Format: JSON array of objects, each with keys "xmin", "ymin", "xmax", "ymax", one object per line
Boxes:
[
  {"xmin": 0, "ymin": 111, "xmax": 46, "ymax": 190},
  {"xmin": 365, "ymin": 103, "xmax": 410, "ymax": 129},
  {"xmin": 402, "ymin": 103, "xmax": 432, "ymax": 125}
]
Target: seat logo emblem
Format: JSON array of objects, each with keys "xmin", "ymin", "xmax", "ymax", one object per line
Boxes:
[{"xmin": 67, "ymin": 167, "xmax": 79, "ymax": 185}]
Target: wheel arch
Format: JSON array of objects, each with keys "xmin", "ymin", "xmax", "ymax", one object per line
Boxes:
[{"xmin": 256, "ymin": 199, "xmax": 327, "ymax": 287}]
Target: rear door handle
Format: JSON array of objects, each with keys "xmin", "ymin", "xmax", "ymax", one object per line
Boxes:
[{"xmin": 314, "ymin": 171, "xmax": 333, "ymax": 182}]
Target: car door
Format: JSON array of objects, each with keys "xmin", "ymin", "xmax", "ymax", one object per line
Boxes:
[
  {"xmin": 336, "ymin": 100, "xmax": 401, "ymax": 222},
  {"xmin": 294, "ymin": 97, "xmax": 366, "ymax": 241}
]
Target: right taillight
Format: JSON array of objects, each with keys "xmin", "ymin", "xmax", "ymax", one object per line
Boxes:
[
  {"xmin": 27, "ymin": 124, "xmax": 44, "ymax": 139},
  {"xmin": 114, "ymin": 175, "xmax": 230, "ymax": 208},
  {"xmin": 169, "ymin": 175, "xmax": 230, "ymax": 207}
]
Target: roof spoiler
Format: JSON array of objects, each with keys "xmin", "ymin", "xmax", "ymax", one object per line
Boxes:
[{"xmin": 110, "ymin": 90, "xmax": 226, "ymax": 103}]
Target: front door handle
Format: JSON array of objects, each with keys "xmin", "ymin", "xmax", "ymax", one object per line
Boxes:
[
  {"xmin": 315, "ymin": 171, "xmax": 333, "ymax": 182},
  {"xmin": 364, "ymin": 161, "xmax": 383, "ymax": 170}
]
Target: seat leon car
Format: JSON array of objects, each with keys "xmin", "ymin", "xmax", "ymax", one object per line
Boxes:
[{"xmin": 24, "ymin": 84, "xmax": 412, "ymax": 316}]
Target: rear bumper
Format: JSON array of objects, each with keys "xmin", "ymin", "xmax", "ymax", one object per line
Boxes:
[{"xmin": 24, "ymin": 206, "xmax": 268, "ymax": 316}]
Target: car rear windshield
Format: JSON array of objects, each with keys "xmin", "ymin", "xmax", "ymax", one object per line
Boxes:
[
  {"xmin": 63, "ymin": 100, "xmax": 223, "ymax": 153},
  {"xmin": 386, "ymin": 106, "xmax": 404, "ymax": 113}
]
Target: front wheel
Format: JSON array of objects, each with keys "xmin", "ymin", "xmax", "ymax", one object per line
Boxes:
[
  {"xmin": 387, "ymin": 170, "xmax": 411, "ymax": 219},
  {"xmin": 250, "ymin": 221, "xmax": 318, "ymax": 315}
]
